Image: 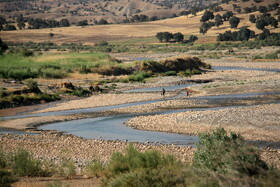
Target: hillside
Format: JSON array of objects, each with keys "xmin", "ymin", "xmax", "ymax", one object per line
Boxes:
[
  {"xmin": 0, "ymin": 0, "xmax": 221, "ymax": 24},
  {"xmin": 0, "ymin": 0, "xmax": 279, "ymax": 45}
]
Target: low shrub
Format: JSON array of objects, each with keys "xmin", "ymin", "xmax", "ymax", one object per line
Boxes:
[
  {"xmin": 102, "ymin": 144, "xmax": 180, "ymax": 186},
  {"xmin": 24, "ymin": 79, "xmax": 41, "ymax": 93},
  {"xmin": 12, "ymin": 149, "xmax": 47, "ymax": 177},
  {"xmin": 85, "ymin": 159, "xmax": 106, "ymax": 178},
  {"xmin": 185, "ymin": 69, "xmax": 202, "ymax": 76},
  {"xmin": 160, "ymin": 56, "xmax": 211, "ymax": 72},
  {"xmin": 0, "ymin": 170, "xmax": 16, "ymax": 187},
  {"xmin": 126, "ymin": 71, "xmax": 152, "ymax": 82},
  {"xmin": 136, "ymin": 60, "xmax": 166, "ymax": 73},
  {"xmin": 164, "ymin": 71, "xmax": 177, "ymax": 76},
  {"xmin": 95, "ymin": 65, "xmax": 131, "ymax": 76},
  {"xmin": 70, "ymin": 87, "xmax": 90, "ymax": 97},
  {"xmin": 193, "ymin": 128, "xmax": 268, "ymax": 176},
  {"xmin": 56, "ymin": 159, "xmax": 76, "ymax": 179}
]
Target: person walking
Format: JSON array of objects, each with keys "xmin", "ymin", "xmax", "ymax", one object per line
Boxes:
[{"xmin": 162, "ymin": 88, "xmax": 166, "ymax": 96}]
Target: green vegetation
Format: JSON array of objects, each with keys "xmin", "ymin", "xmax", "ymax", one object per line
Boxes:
[
  {"xmin": 122, "ymin": 71, "xmax": 152, "ymax": 83},
  {"xmin": 253, "ymin": 49, "xmax": 280, "ymax": 60},
  {"xmin": 0, "ymin": 52, "xmax": 120, "ymax": 80},
  {"xmin": 193, "ymin": 128, "xmax": 268, "ymax": 176},
  {"xmin": 12, "ymin": 149, "xmax": 47, "ymax": 177},
  {"xmin": 84, "ymin": 128, "xmax": 279, "ymax": 186},
  {"xmin": 1, "ymin": 129, "xmax": 279, "ymax": 186},
  {"xmin": 0, "ymin": 79, "xmax": 60, "ymax": 109},
  {"xmin": 0, "ymin": 92, "xmax": 60, "ymax": 109}
]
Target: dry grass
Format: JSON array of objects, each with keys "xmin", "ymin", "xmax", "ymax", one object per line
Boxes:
[{"xmin": 1, "ymin": 0, "xmax": 279, "ymax": 45}]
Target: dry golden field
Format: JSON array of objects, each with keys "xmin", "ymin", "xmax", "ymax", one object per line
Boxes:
[{"xmin": 1, "ymin": 0, "xmax": 279, "ymax": 45}]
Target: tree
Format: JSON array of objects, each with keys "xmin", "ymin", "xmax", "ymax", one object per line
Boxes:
[
  {"xmin": 268, "ymin": 17, "xmax": 278, "ymax": 28},
  {"xmin": 149, "ymin": 16, "xmax": 158, "ymax": 21},
  {"xmin": 255, "ymin": 19, "xmax": 268, "ymax": 30},
  {"xmin": 179, "ymin": 10, "xmax": 190, "ymax": 17},
  {"xmin": 237, "ymin": 27, "xmax": 255, "ymax": 41},
  {"xmin": 189, "ymin": 35, "xmax": 198, "ymax": 43},
  {"xmin": 156, "ymin": 32, "xmax": 164, "ymax": 43},
  {"xmin": 191, "ymin": 7, "xmax": 199, "ymax": 16},
  {"xmin": 163, "ymin": 32, "xmax": 173, "ymax": 42},
  {"xmin": 173, "ymin": 32, "xmax": 184, "ymax": 43},
  {"xmin": 249, "ymin": 15, "xmax": 256, "ymax": 23},
  {"xmin": 17, "ymin": 22, "xmax": 25, "ymax": 30},
  {"xmin": 258, "ymin": 6, "xmax": 268, "ymax": 13},
  {"xmin": 139, "ymin": 15, "xmax": 148, "ymax": 22},
  {"xmin": 48, "ymin": 33, "xmax": 54, "ymax": 38},
  {"xmin": 243, "ymin": 7, "xmax": 252, "ymax": 14},
  {"xmin": 0, "ymin": 16, "xmax": 6, "ymax": 25},
  {"xmin": 0, "ymin": 38, "xmax": 8, "ymax": 54},
  {"xmin": 59, "ymin": 19, "xmax": 70, "ymax": 27},
  {"xmin": 222, "ymin": 11, "xmax": 233, "ymax": 21},
  {"xmin": 4, "ymin": 25, "xmax": 17, "ymax": 31},
  {"xmin": 258, "ymin": 29, "xmax": 270, "ymax": 40},
  {"xmin": 200, "ymin": 22, "xmax": 211, "ymax": 35},
  {"xmin": 229, "ymin": 16, "xmax": 240, "ymax": 28},
  {"xmin": 200, "ymin": 10, "xmax": 214, "ymax": 22},
  {"xmin": 214, "ymin": 14, "xmax": 223, "ymax": 28},
  {"xmin": 98, "ymin": 19, "xmax": 108, "ymax": 25},
  {"xmin": 76, "ymin": 20, "xmax": 88, "ymax": 26}
]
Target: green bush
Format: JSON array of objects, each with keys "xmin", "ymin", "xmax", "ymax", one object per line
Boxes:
[
  {"xmin": 102, "ymin": 144, "xmax": 180, "ymax": 186},
  {"xmin": 136, "ymin": 60, "xmax": 166, "ymax": 73},
  {"xmin": 193, "ymin": 128, "xmax": 268, "ymax": 176},
  {"xmin": 85, "ymin": 159, "xmax": 106, "ymax": 178},
  {"xmin": 57, "ymin": 159, "xmax": 76, "ymax": 179},
  {"xmin": 0, "ymin": 88, "xmax": 7, "ymax": 98},
  {"xmin": 160, "ymin": 57, "xmax": 210, "ymax": 72},
  {"xmin": 0, "ymin": 147, "xmax": 7, "ymax": 169},
  {"xmin": 24, "ymin": 79, "xmax": 41, "ymax": 93},
  {"xmin": 127, "ymin": 71, "xmax": 151, "ymax": 82},
  {"xmin": 164, "ymin": 71, "xmax": 177, "ymax": 76},
  {"xmin": 0, "ymin": 170, "xmax": 16, "ymax": 187},
  {"xmin": 12, "ymin": 149, "xmax": 46, "ymax": 177},
  {"xmin": 70, "ymin": 87, "xmax": 90, "ymax": 97}
]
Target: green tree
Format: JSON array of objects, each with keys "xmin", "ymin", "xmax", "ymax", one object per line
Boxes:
[
  {"xmin": 268, "ymin": 17, "xmax": 278, "ymax": 28},
  {"xmin": 200, "ymin": 10, "xmax": 214, "ymax": 22},
  {"xmin": 189, "ymin": 35, "xmax": 198, "ymax": 42},
  {"xmin": 222, "ymin": 11, "xmax": 233, "ymax": 21},
  {"xmin": 156, "ymin": 32, "xmax": 164, "ymax": 43},
  {"xmin": 214, "ymin": 14, "xmax": 223, "ymax": 28},
  {"xmin": 4, "ymin": 25, "xmax": 16, "ymax": 31},
  {"xmin": 255, "ymin": 18, "xmax": 267, "ymax": 30},
  {"xmin": 17, "ymin": 22, "xmax": 25, "ymax": 30},
  {"xmin": 0, "ymin": 38, "xmax": 8, "ymax": 54},
  {"xmin": 59, "ymin": 19, "xmax": 70, "ymax": 27},
  {"xmin": 173, "ymin": 32, "xmax": 184, "ymax": 43},
  {"xmin": 258, "ymin": 6, "xmax": 268, "ymax": 13},
  {"xmin": 200, "ymin": 22, "xmax": 211, "ymax": 35},
  {"xmin": 249, "ymin": 14, "xmax": 256, "ymax": 23},
  {"xmin": 0, "ymin": 16, "xmax": 6, "ymax": 25},
  {"xmin": 163, "ymin": 32, "xmax": 173, "ymax": 42},
  {"xmin": 229, "ymin": 16, "xmax": 240, "ymax": 28}
]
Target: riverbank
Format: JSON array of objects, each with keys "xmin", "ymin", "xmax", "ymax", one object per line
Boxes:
[{"xmin": 0, "ymin": 58, "xmax": 279, "ymax": 173}]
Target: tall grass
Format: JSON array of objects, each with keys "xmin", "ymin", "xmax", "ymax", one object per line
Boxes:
[{"xmin": 0, "ymin": 53, "xmax": 119, "ymax": 80}]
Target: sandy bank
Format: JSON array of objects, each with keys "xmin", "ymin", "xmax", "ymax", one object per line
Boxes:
[
  {"xmin": 125, "ymin": 103, "xmax": 280, "ymax": 142},
  {"xmin": 33, "ymin": 92, "xmax": 176, "ymax": 114}
]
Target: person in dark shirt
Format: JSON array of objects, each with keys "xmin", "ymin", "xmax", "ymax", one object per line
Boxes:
[{"xmin": 162, "ymin": 88, "xmax": 166, "ymax": 96}]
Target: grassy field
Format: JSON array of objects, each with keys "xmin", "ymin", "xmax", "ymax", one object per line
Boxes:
[{"xmin": 0, "ymin": 53, "xmax": 120, "ymax": 80}]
